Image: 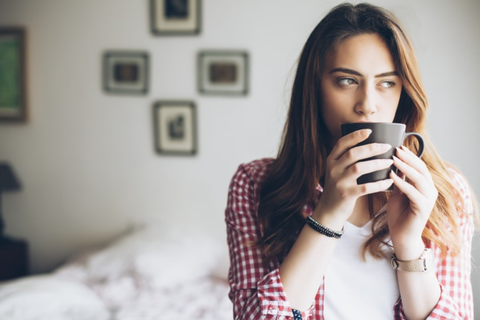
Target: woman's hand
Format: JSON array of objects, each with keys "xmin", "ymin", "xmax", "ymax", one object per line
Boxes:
[
  {"xmin": 313, "ymin": 129, "xmax": 394, "ymax": 226},
  {"xmin": 387, "ymin": 146, "xmax": 438, "ymax": 259}
]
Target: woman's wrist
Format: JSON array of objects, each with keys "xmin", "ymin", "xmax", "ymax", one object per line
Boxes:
[
  {"xmin": 311, "ymin": 205, "xmax": 346, "ymax": 231},
  {"xmin": 392, "ymin": 239, "xmax": 426, "ymax": 261}
]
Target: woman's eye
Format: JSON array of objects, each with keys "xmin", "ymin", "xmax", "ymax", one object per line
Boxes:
[
  {"xmin": 380, "ymin": 81, "xmax": 395, "ymax": 88},
  {"xmin": 338, "ymin": 78, "xmax": 357, "ymax": 86}
]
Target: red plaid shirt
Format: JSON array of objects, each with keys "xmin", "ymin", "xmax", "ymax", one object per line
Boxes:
[{"xmin": 225, "ymin": 158, "xmax": 475, "ymax": 320}]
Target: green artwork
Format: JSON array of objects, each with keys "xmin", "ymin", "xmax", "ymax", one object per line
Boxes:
[{"xmin": 0, "ymin": 37, "xmax": 20, "ymax": 110}]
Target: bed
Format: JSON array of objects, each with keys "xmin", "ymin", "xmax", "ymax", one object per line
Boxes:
[{"xmin": 0, "ymin": 224, "xmax": 232, "ymax": 320}]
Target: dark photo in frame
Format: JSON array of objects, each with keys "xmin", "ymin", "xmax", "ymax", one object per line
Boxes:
[
  {"xmin": 165, "ymin": 0, "xmax": 189, "ymax": 19},
  {"xmin": 150, "ymin": 0, "xmax": 201, "ymax": 35},
  {"xmin": 103, "ymin": 51, "xmax": 149, "ymax": 95},
  {"xmin": 0, "ymin": 27, "xmax": 27, "ymax": 122},
  {"xmin": 198, "ymin": 50, "xmax": 249, "ymax": 96},
  {"xmin": 153, "ymin": 101, "xmax": 197, "ymax": 156},
  {"xmin": 210, "ymin": 62, "xmax": 237, "ymax": 84}
]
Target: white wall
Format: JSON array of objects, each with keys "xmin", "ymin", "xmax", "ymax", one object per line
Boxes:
[{"xmin": 1, "ymin": 0, "xmax": 479, "ymax": 315}]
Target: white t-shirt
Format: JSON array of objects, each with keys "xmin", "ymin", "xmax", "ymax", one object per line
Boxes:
[{"xmin": 324, "ymin": 220, "xmax": 399, "ymax": 320}]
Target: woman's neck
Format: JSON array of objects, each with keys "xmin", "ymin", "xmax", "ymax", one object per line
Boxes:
[{"xmin": 348, "ymin": 194, "xmax": 383, "ymax": 228}]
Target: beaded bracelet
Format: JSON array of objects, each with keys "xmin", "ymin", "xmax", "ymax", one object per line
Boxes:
[{"xmin": 306, "ymin": 216, "xmax": 343, "ymax": 239}]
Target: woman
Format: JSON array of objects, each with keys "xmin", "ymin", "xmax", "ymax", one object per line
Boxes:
[{"xmin": 225, "ymin": 3, "xmax": 477, "ymax": 320}]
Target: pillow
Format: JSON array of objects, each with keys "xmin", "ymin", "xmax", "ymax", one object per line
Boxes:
[
  {"xmin": 80, "ymin": 224, "xmax": 224, "ymax": 289},
  {"xmin": 0, "ymin": 275, "xmax": 109, "ymax": 320}
]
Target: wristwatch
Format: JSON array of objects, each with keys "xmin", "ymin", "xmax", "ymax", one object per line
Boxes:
[{"xmin": 391, "ymin": 248, "xmax": 433, "ymax": 272}]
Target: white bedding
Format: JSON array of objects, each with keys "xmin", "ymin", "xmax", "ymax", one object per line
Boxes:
[{"xmin": 0, "ymin": 225, "xmax": 232, "ymax": 320}]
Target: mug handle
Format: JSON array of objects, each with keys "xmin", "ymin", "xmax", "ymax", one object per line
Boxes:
[{"xmin": 403, "ymin": 132, "xmax": 425, "ymax": 158}]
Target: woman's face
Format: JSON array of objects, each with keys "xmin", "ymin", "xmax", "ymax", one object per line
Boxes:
[{"xmin": 320, "ymin": 33, "xmax": 403, "ymax": 142}]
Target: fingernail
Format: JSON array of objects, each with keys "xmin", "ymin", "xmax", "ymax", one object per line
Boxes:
[
  {"xmin": 382, "ymin": 144, "xmax": 392, "ymax": 151},
  {"xmin": 384, "ymin": 177, "xmax": 394, "ymax": 185}
]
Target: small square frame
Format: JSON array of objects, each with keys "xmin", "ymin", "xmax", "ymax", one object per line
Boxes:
[
  {"xmin": 198, "ymin": 50, "xmax": 249, "ymax": 96},
  {"xmin": 103, "ymin": 51, "xmax": 149, "ymax": 95},
  {"xmin": 153, "ymin": 101, "xmax": 197, "ymax": 156},
  {"xmin": 0, "ymin": 27, "xmax": 27, "ymax": 122},
  {"xmin": 150, "ymin": 0, "xmax": 201, "ymax": 36}
]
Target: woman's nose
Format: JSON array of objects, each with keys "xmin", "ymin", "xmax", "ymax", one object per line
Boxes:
[{"xmin": 354, "ymin": 85, "xmax": 377, "ymax": 115}]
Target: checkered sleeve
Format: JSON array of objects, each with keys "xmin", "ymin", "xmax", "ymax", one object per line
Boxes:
[
  {"xmin": 394, "ymin": 169, "xmax": 475, "ymax": 319},
  {"xmin": 225, "ymin": 159, "xmax": 314, "ymax": 320}
]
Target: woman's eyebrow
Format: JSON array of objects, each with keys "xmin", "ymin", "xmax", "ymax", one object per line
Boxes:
[
  {"xmin": 329, "ymin": 68, "xmax": 399, "ymax": 78},
  {"xmin": 374, "ymin": 71, "xmax": 398, "ymax": 78},
  {"xmin": 329, "ymin": 67, "xmax": 362, "ymax": 76}
]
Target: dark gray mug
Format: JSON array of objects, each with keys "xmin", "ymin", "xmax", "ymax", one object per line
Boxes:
[{"xmin": 341, "ymin": 122, "xmax": 425, "ymax": 186}]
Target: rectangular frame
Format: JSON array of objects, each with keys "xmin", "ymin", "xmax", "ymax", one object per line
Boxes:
[
  {"xmin": 198, "ymin": 50, "xmax": 249, "ymax": 96},
  {"xmin": 0, "ymin": 27, "xmax": 27, "ymax": 122},
  {"xmin": 150, "ymin": 0, "xmax": 201, "ymax": 36},
  {"xmin": 153, "ymin": 101, "xmax": 197, "ymax": 156},
  {"xmin": 103, "ymin": 51, "xmax": 149, "ymax": 95}
]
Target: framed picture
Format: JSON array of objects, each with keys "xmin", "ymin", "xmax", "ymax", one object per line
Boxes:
[
  {"xmin": 0, "ymin": 27, "xmax": 27, "ymax": 122},
  {"xmin": 150, "ymin": 0, "xmax": 201, "ymax": 36},
  {"xmin": 153, "ymin": 101, "xmax": 197, "ymax": 155},
  {"xmin": 103, "ymin": 51, "xmax": 149, "ymax": 94},
  {"xmin": 198, "ymin": 50, "xmax": 249, "ymax": 96}
]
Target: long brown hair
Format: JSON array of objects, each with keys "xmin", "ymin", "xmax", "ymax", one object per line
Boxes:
[{"xmin": 257, "ymin": 3, "xmax": 475, "ymax": 261}]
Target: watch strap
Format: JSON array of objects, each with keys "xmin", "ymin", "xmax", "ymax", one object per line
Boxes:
[{"xmin": 391, "ymin": 248, "xmax": 433, "ymax": 272}]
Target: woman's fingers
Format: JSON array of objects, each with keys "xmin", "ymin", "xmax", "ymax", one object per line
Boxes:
[
  {"xmin": 329, "ymin": 156, "xmax": 393, "ymax": 187},
  {"xmin": 389, "ymin": 145, "xmax": 438, "ymax": 218},
  {"xmin": 392, "ymin": 155, "xmax": 425, "ymax": 189},
  {"xmin": 329, "ymin": 143, "xmax": 392, "ymax": 181},
  {"xmin": 331, "ymin": 159, "xmax": 394, "ymax": 197},
  {"xmin": 396, "ymin": 146, "xmax": 432, "ymax": 183},
  {"xmin": 356, "ymin": 178, "xmax": 395, "ymax": 195},
  {"xmin": 329, "ymin": 129, "xmax": 372, "ymax": 160},
  {"xmin": 347, "ymin": 158, "xmax": 393, "ymax": 178},
  {"xmin": 393, "ymin": 146, "xmax": 436, "ymax": 197},
  {"xmin": 342, "ymin": 143, "xmax": 392, "ymax": 164},
  {"xmin": 389, "ymin": 168, "xmax": 423, "ymax": 205}
]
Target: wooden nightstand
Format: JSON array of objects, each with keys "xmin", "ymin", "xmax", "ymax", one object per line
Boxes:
[{"xmin": 0, "ymin": 237, "xmax": 28, "ymax": 282}]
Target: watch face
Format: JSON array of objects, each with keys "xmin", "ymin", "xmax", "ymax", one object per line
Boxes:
[{"xmin": 423, "ymin": 248, "xmax": 434, "ymax": 271}]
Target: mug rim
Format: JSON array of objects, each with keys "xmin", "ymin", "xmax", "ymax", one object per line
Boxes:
[
  {"xmin": 341, "ymin": 122, "xmax": 405, "ymax": 128},
  {"xmin": 341, "ymin": 122, "xmax": 406, "ymax": 134}
]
